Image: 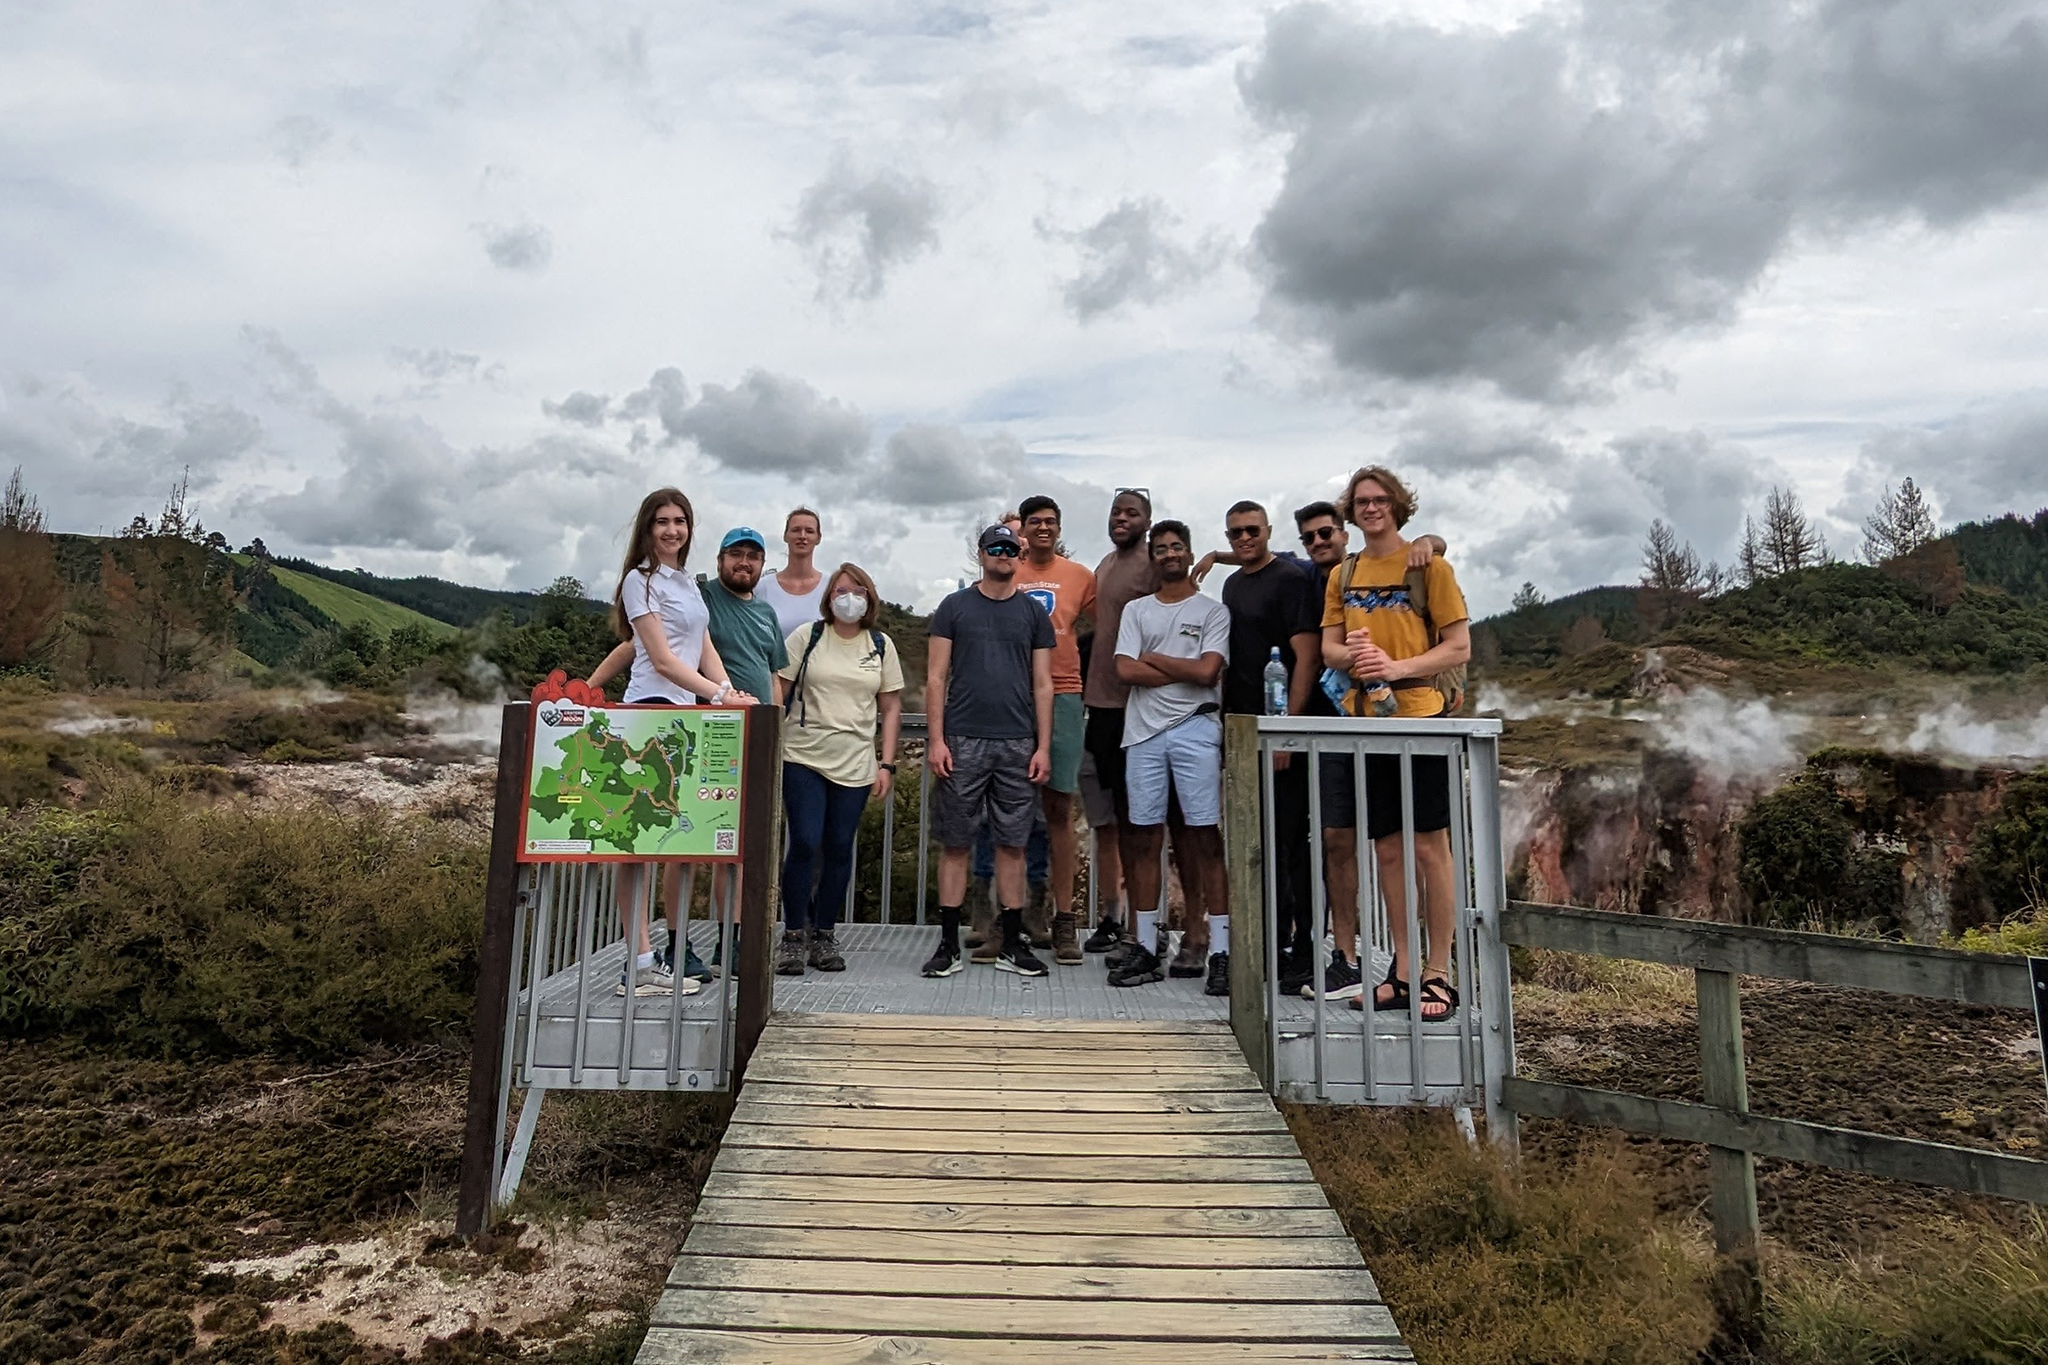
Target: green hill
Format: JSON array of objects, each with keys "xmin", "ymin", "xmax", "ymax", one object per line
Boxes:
[
  {"xmin": 273, "ymin": 558, "xmax": 579, "ymax": 627},
  {"xmin": 250, "ymin": 562, "xmax": 456, "ymax": 639}
]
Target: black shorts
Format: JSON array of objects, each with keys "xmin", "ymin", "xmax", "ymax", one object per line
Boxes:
[
  {"xmin": 1317, "ymin": 752, "xmax": 1451, "ymax": 841},
  {"xmin": 1083, "ymin": 705, "xmax": 1128, "ymax": 802}
]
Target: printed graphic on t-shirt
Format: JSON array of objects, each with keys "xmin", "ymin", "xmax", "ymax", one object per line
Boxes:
[
  {"xmin": 1341, "ymin": 584, "xmax": 1414, "ymax": 613},
  {"xmin": 1024, "ymin": 588, "xmax": 1056, "ymax": 618}
]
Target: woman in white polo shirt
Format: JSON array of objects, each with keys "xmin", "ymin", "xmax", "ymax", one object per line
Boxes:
[{"xmin": 607, "ymin": 487, "xmax": 755, "ymax": 996}]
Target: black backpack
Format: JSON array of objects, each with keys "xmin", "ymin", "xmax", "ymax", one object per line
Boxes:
[{"xmin": 783, "ymin": 621, "xmax": 889, "ymax": 727}]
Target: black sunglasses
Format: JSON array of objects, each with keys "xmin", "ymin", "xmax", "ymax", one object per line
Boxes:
[
  {"xmin": 1300, "ymin": 526, "xmax": 1341, "ymax": 544},
  {"xmin": 983, "ymin": 543, "xmax": 1020, "ymax": 558},
  {"xmin": 1226, "ymin": 525, "xmax": 1264, "ymax": 540}
]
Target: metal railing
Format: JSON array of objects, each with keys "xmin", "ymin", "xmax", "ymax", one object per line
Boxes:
[{"xmin": 1223, "ymin": 714, "xmax": 1516, "ymax": 1136}]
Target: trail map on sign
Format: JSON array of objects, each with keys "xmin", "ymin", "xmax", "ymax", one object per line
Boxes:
[{"xmin": 521, "ymin": 704, "xmax": 747, "ymax": 860}]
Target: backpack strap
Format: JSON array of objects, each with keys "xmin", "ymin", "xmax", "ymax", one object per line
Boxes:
[
  {"xmin": 783, "ymin": 621, "xmax": 828, "ymax": 725},
  {"xmin": 1403, "ymin": 565, "xmax": 1436, "ymax": 642}
]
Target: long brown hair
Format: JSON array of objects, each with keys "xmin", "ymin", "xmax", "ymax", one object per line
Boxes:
[
  {"xmin": 610, "ymin": 487, "xmax": 695, "ymax": 639},
  {"xmin": 820, "ymin": 561, "xmax": 883, "ymax": 630},
  {"xmin": 1338, "ymin": 465, "xmax": 1417, "ymax": 529}
]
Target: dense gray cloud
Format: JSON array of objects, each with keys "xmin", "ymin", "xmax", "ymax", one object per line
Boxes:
[
  {"xmin": 872, "ymin": 424, "xmax": 1012, "ymax": 508},
  {"xmin": 478, "ymin": 220, "xmax": 553, "ymax": 272},
  {"xmin": 1849, "ymin": 395, "xmax": 2048, "ymax": 527},
  {"xmin": 671, "ymin": 370, "xmax": 871, "ymax": 475},
  {"xmin": 543, "ymin": 390, "xmax": 611, "ymax": 426},
  {"xmin": 615, "ymin": 367, "xmax": 690, "ymax": 439},
  {"xmin": 786, "ymin": 154, "xmax": 941, "ymax": 301},
  {"xmin": 1242, "ymin": 0, "xmax": 2048, "ymax": 400},
  {"xmin": 1048, "ymin": 198, "xmax": 1223, "ymax": 321}
]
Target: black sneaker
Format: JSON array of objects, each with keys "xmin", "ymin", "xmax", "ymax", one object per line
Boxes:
[
  {"xmin": 1312, "ymin": 955, "xmax": 1363, "ymax": 1001},
  {"xmin": 775, "ymin": 930, "xmax": 807, "ymax": 976},
  {"xmin": 663, "ymin": 940, "xmax": 715, "ymax": 983},
  {"xmin": 1083, "ymin": 917, "xmax": 1123, "ymax": 954},
  {"xmin": 1278, "ymin": 950, "xmax": 1314, "ymax": 996},
  {"xmin": 995, "ymin": 939, "xmax": 1049, "ymax": 977},
  {"xmin": 808, "ymin": 930, "xmax": 846, "ymax": 972},
  {"xmin": 1107, "ymin": 943, "xmax": 1164, "ymax": 987},
  {"xmin": 921, "ymin": 937, "xmax": 963, "ymax": 978},
  {"xmin": 1204, "ymin": 951, "xmax": 1230, "ymax": 997}
]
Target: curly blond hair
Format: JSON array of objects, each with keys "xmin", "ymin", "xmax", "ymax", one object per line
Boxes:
[{"xmin": 1337, "ymin": 465, "xmax": 1417, "ymax": 530}]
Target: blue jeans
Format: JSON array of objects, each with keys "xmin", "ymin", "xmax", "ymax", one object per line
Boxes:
[
  {"xmin": 782, "ymin": 762, "xmax": 870, "ymax": 934},
  {"xmin": 973, "ymin": 803, "xmax": 1049, "ymax": 884}
]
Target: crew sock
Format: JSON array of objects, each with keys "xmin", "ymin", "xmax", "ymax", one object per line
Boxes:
[
  {"xmin": 1000, "ymin": 907, "xmax": 1026, "ymax": 946},
  {"xmin": 1135, "ymin": 909, "xmax": 1158, "ymax": 950},
  {"xmin": 939, "ymin": 906, "xmax": 962, "ymax": 950},
  {"xmin": 1208, "ymin": 914, "xmax": 1229, "ymax": 955},
  {"xmin": 635, "ymin": 950, "xmax": 656, "ymax": 969}
]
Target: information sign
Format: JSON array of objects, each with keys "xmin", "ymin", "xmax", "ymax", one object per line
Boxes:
[{"xmin": 519, "ymin": 703, "xmax": 747, "ymax": 861}]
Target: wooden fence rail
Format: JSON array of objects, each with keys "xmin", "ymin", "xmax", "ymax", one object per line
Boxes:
[{"xmin": 1497, "ymin": 901, "xmax": 2047, "ymax": 1314}]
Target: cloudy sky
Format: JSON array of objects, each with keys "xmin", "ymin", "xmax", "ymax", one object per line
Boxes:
[{"xmin": 6, "ymin": 0, "xmax": 2048, "ymax": 614}]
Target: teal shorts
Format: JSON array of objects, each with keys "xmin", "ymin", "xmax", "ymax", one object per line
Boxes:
[{"xmin": 1048, "ymin": 693, "xmax": 1085, "ymax": 794}]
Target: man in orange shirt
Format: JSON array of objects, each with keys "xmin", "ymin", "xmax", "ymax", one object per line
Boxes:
[{"xmin": 1014, "ymin": 494, "xmax": 1097, "ymax": 964}]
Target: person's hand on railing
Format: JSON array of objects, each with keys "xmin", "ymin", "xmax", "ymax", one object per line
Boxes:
[{"xmin": 927, "ymin": 737, "xmax": 954, "ymax": 779}]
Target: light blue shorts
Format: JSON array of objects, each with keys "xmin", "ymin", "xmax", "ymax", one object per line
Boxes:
[{"xmin": 1124, "ymin": 713, "xmax": 1222, "ymax": 827}]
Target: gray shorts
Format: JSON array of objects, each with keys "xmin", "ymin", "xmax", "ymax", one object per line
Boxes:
[{"xmin": 934, "ymin": 736, "xmax": 1038, "ymax": 850}]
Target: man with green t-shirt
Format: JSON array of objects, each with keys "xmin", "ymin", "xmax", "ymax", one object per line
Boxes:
[{"xmin": 699, "ymin": 527, "xmax": 790, "ymax": 706}]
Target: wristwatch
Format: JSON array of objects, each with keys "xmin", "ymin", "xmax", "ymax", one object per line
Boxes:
[{"xmin": 878, "ymin": 761, "xmax": 898, "ymax": 772}]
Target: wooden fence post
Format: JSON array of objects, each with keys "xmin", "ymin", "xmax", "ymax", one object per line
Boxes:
[
  {"xmin": 1224, "ymin": 714, "xmax": 1271, "ymax": 1089},
  {"xmin": 456, "ymin": 702, "xmax": 533, "ymax": 1238},
  {"xmin": 1697, "ymin": 967, "xmax": 1762, "ymax": 1326},
  {"xmin": 732, "ymin": 705, "xmax": 782, "ymax": 1083}
]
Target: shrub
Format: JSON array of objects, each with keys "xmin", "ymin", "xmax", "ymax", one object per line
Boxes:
[
  {"xmin": 1738, "ymin": 774, "xmax": 1903, "ymax": 931},
  {"xmin": 1959, "ymin": 770, "xmax": 2048, "ymax": 928},
  {"xmin": 188, "ymin": 694, "xmax": 412, "ymax": 761},
  {"xmin": 0, "ymin": 778, "xmax": 487, "ymax": 1056}
]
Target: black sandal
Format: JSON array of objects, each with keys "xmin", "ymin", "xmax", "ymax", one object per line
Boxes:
[
  {"xmin": 1417, "ymin": 976, "xmax": 1459, "ymax": 1022},
  {"xmin": 1355, "ymin": 961, "xmax": 1409, "ymax": 1012}
]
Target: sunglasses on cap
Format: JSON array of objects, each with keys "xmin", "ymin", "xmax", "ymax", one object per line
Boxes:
[{"xmin": 983, "ymin": 542, "xmax": 1020, "ymax": 558}]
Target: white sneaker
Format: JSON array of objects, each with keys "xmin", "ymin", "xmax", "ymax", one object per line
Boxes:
[{"xmin": 615, "ymin": 961, "xmax": 698, "ymax": 996}]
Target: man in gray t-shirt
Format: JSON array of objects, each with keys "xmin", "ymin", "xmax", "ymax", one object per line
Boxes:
[
  {"xmin": 1110, "ymin": 519, "xmax": 1233, "ymax": 993},
  {"xmin": 921, "ymin": 524, "xmax": 1056, "ymax": 981}
]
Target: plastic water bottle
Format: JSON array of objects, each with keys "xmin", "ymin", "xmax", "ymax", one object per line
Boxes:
[
  {"xmin": 1364, "ymin": 678, "xmax": 1398, "ymax": 716},
  {"xmin": 1263, "ymin": 648, "xmax": 1289, "ymax": 715}
]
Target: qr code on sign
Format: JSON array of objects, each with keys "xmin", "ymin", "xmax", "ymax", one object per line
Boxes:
[{"xmin": 714, "ymin": 829, "xmax": 737, "ymax": 854}]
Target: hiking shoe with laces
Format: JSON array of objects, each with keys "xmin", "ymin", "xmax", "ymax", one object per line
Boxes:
[
  {"xmin": 1083, "ymin": 917, "xmax": 1124, "ymax": 954},
  {"xmin": 663, "ymin": 939, "xmax": 715, "ymax": 983},
  {"xmin": 921, "ymin": 936, "xmax": 963, "ymax": 978},
  {"xmin": 1204, "ymin": 951, "xmax": 1230, "ymax": 997},
  {"xmin": 1107, "ymin": 942, "xmax": 1164, "ymax": 987},
  {"xmin": 617, "ymin": 959, "xmax": 684, "ymax": 996},
  {"xmin": 1051, "ymin": 912, "xmax": 1082, "ymax": 965},
  {"xmin": 775, "ymin": 930, "xmax": 807, "ymax": 976},
  {"xmin": 808, "ymin": 930, "xmax": 846, "ymax": 972},
  {"xmin": 1308, "ymin": 955, "xmax": 1363, "ymax": 1001},
  {"xmin": 1167, "ymin": 938, "xmax": 1207, "ymax": 979}
]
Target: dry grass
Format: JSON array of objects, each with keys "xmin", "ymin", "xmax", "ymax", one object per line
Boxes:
[{"xmin": 1511, "ymin": 946, "xmax": 1697, "ymax": 1024}]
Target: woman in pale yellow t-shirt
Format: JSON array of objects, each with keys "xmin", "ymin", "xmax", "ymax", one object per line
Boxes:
[{"xmin": 773, "ymin": 562, "xmax": 905, "ymax": 973}]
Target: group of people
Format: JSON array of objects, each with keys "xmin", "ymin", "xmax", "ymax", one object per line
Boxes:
[{"xmin": 590, "ymin": 463, "xmax": 1473, "ymax": 1021}]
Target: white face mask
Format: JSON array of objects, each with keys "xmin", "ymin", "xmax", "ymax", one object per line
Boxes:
[{"xmin": 830, "ymin": 592, "xmax": 867, "ymax": 624}]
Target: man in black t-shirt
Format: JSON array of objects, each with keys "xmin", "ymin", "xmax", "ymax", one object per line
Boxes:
[
  {"xmin": 922, "ymin": 524, "xmax": 1057, "ymax": 980},
  {"xmin": 1218, "ymin": 501, "xmax": 1322, "ymax": 991}
]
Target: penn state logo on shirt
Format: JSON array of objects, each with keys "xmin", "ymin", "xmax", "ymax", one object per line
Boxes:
[{"xmin": 1024, "ymin": 588, "xmax": 1056, "ymax": 618}]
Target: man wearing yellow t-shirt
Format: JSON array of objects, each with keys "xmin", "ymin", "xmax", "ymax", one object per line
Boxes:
[{"xmin": 1317, "ymin": 466, "xmax": 1472, "ymax": 1022}]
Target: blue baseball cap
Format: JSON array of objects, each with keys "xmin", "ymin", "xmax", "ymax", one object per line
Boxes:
[{"xmin": 720, "ymin": 526, "xmax": 766, "ymax": 552}]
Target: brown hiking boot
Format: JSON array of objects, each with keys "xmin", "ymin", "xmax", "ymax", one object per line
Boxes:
[
  {"xmin": 1024, "ymin": 883, "xmax": 1053, "ymax": 948},
  {"xmin": 1051, "ymin": 911, "xmax": 1082, "ymax": 965},
  {"xmin": 965, "ymin": 876, "xmax": 996, "ymax": 952}
]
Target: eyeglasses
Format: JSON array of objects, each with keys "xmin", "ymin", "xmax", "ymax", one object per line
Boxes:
[
  {"xmin": 983, "ymin": 543, "xmax": 1020, "ymax": 558},
  {"xmin": 1225, "ymin": 525, "xmax": 1264, "ymax": 540},
  {"xmin": 1354, "ymin": 495, "xmax": 1393, "ymax": 510},
  {"xmin": 1300, "ymin": 526, "xmax": 1342, "ymax": 544}
]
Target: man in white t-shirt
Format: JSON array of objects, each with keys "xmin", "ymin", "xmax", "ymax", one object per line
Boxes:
[{"xmin": 1110, "ymin": 519, "xmax": 1232, "ymax": 995}]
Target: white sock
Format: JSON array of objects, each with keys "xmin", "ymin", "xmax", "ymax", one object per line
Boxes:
[
  {"xmin": 1209, "ymin": 914, "xmax": 1229, "ymax": 956},
  {"xmin": 1135, "ymin": 909, "xmax": 1157, "ymax": 950},
  {"xmin": 636, "ymin": 950, "xmax": 655, "ymax": 969}
]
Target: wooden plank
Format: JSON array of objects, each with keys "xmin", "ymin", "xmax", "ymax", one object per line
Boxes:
[
  {"xmin": 688, "ymin": 1197, "xmax": 1343, "ymax": 1237},
  {"xmin": 650, "ymin": 1288, "xmax": 1400, "ymax": 1342},
  {"xmin": 1502, "ymin": 1078, "xmax": 2048, "ymax": 1203},
  {"xmin": 1696, "ymin": 969, "xmax": 1761, "ymax": 1256},
  {"xmin": 743, "ymin": 1060, "xmax": 1263, "ymax": 1092},
  {"xmin": 700, "ymin": 1172, "xmax": 1331, "ymax": 1208},
  {"xmin": 738, "ymin": 1082, "xmax": 1276, "ymax": 1113},
  {"xmin": 1225, "ymin": 713, "xmax": 1272, "ymax": 1088},
  {"xmin": 761, "ymin": 1027, "xmax": 1244, "ymax": 1053},
  {"xmin": 714, "ymin": 1147, "xmax": 1316, "ymax": 1183},
  {"xmin": 720, "ymin": 1122, "xmax": 1301, "ymax": 1157},
  {"xmin": 676, "ymin": 1224, "xmax": 1367, "ymax": 1269},
  {"xmin": 1502, "ymin": 902, "xmax": 2033, "ymax": 1009},
  {"xmin": 639, "ymin": 1328, "xmax": 1414, "ymax": 1363},
  {"xmin": 770, "ymin": 1014, "xmax": 1234, "ymax": 1035},
  {"xmin": 750, "ymin": 1045, "xmax": 1250, "ymax": 1071},
  {"xmin": 728, "ymin": 1103, "xmax": 1289, "ymax": 1134},
  {"xmin": 666, "ymin": 1255, "xmax": 1379, "ymax": 1304}
]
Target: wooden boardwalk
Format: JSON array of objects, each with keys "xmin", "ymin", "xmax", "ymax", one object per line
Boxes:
[{"xmin": 638, "ymin": 1014, "xmax": 1410, "ymax": 1364}]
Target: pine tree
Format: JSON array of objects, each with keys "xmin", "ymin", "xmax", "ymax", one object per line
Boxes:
[
  {"xmin": 1861, "ymin": 478, "xmax": 1938, "ymax": 564},
  {"xmin": 0, "ymin": 468, "xmax": 62, "ymax": 667},
  {"xmin": 1510, "ymin": 581, "xmax": 1543, "ymax": 612},
  {"xmin": 1760, "ymin": 486, "xmax": 1823, "ymax": 577},
  {"xmin": 1640, "ymin": 519, "xmax": 1705, "ymax": 594},
  {"xmin": 2, "ymin": 466, "xmax": 45, "ymax": 532},
  {"xmin": 1738, "ymin": 516, "xmax": 1764, "ymax": 585}
]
